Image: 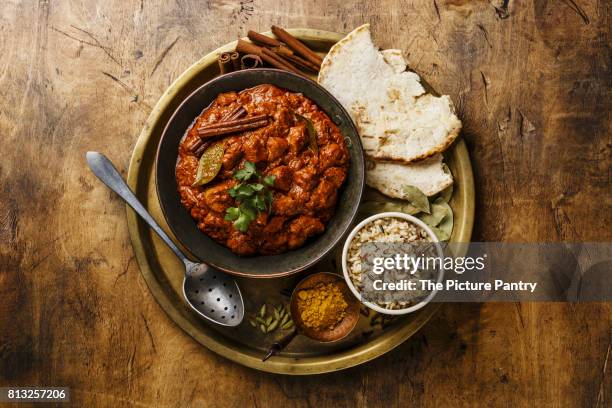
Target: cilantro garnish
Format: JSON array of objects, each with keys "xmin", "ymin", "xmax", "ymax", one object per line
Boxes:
[
  {"xmin": 233, "ymin": 160, "xmax": 257, "ymax": 181},
  {"xmin": 263, "ymin": 175, "xmax": 275, "ymax": 186},
  {"xmin": 224, "ymin": 161, "xmax": 275, "ymax": 232}
]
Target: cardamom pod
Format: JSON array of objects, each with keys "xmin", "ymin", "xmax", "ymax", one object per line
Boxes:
[
  {"xmin": 280, "ymin": 313, "xmax": 290, "ymax": 326},
  {"xmin": 267, "ymin": 320, "xmax": 279, "ymax": 332}
]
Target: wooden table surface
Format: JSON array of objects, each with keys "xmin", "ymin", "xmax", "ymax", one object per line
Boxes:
[{"xmin": 1, "ymin": 1, "xmax": 610, "ymax": 406}]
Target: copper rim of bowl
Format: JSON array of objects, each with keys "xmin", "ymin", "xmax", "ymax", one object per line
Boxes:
[
  {"xmin": 155, "ymin": 68, "xmax": 365, "ymax": 278},
  {"xmin": 341, "ymin": 212, "xmax": 446, "ymax": 315}
]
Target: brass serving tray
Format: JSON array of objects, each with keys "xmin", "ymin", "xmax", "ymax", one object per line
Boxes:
[{"xmin": 126, "ymin": 29, "xmax": 475, "ymax": 375}]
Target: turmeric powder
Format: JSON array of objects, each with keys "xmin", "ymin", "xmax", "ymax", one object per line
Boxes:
[{"xmin": 296, "ymin": 282, "xmax": 348, "ymax": 331}]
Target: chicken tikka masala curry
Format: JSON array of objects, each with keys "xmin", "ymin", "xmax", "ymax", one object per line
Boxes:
[{"xmin": 175, "ymin": 84, "xmax": 349, "ymax": 256}]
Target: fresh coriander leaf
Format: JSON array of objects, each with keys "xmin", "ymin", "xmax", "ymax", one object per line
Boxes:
[
  {"xmin": 239, "ymin": 202, "xmax": 257, "ymax": 219},
  {"xmin": 224, "ymin": 207, "xmax": 241, "ymax": 221},
  {"xmin": 234, "ymin": 169, "xmax": 251, "ymax": 181},
  {"xmin": 228, "ymin": 184, "xmax": 241, "ymax": 198},
  {"xmin": 264, "ymin": 190, "xmax": 274, "ymax": 214},
  {"xmin": 234, "ymin": 161, "xmax": 257, "ymax": 181},
  {"xmin": 234, "ymin": 211, "xmax": 252, "ymax": 232},
  {"xmin": 253, "ymin": 194, "xmax": 266, "ymax": 211},
  {"xmin": 244, "ymin": 161, "xmax": 257, "ymax": 174},
  {"xmin": 227, "ymin": 162, "xmax": 276, "ymax": 232},
  {"xmin": 242, "ymin": 197, "xmax": 257, "ymax": 213},
  {"xmin": 263, "ymin": 175, "xmax": 276, "ymax": 186},
  {"xmin": 235, "ymin": 184, "xmax": 256, "ymax": 198}
]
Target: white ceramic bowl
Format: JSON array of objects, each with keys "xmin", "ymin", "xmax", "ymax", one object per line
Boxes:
[{"xmin": 341, "ymin": 212, "xmax": 445, "ymax": 315}]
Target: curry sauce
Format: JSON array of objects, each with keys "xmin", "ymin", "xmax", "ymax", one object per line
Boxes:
[{"xmin": 175, "ymin": 84, "xmax": 349, "ymax": 256}]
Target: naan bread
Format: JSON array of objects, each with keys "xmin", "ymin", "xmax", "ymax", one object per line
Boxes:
[
  {"xmin": 318, "ymin": 24, "xmax": 461, "ymax": 164},
  {"xmin": 366, "ymin": 155, "xmax": 453, "ymax": 197}
]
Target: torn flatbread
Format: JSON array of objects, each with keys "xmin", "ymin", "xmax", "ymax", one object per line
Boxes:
[
  {"xmin": 318, "ymin": 24, "xmax": 461, "ymax": 164},
  {"xmin": 365, "ymin": 155, "xmax": 453, "ymax": 198}
]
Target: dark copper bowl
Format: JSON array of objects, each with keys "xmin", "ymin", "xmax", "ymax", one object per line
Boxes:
[{"xmin": 155, "ymin": 69, "xmax": 364, "ymax": 278}]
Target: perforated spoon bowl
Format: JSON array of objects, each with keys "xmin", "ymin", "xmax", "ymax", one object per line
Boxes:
[{"xmin": 86, "ymin": 152, "xmax": 244, "ymax": 327}]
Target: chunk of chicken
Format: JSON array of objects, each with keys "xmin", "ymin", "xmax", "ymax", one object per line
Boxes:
[
  {"xmin": 267, "ymin": 166, "xmax": 292, "ymax": 192},
  {"xmin": 287, "ymin": 216, "xmax": 324, "ymax": 249},
  {"xmin": 287, "ymin": 123, "xmax": 307, "ymax": 154},
  {"xmin": 203, "ymin": 181, "xmax": 234, "ymax": 213},
  {"xmin": 267, "ymin": 136, "xmax": 289, "ymax": 162}
]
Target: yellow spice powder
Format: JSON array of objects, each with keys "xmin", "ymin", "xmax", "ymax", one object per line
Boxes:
[{"xmin": 297, "ymin": 282, "xmax": 348, "ymax": 331}]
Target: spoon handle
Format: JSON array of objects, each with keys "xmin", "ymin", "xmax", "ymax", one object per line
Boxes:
[{"xmin": 86, "ymin": 151, "xmax": 189, "ymax": 265}]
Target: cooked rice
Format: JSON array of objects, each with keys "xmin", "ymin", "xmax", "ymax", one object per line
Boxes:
[{"xmin": 347, "ymin": 217, "xmax": 432, "ymax": 310}]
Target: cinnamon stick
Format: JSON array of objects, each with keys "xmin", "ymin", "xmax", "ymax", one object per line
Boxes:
[
  {"xmin": 236, "ymin": 40, "xmax": 305, "ymax": 76},
  {"xmin": 271, "ymin": 26, "xmax": 322, "ymax": 68},
  {"xmin": 260, "ymin": 48, "xmax": 305, "ymax": 75},
  {"xmin": 190, "ymin": 106, "xmax": 247, "ymax": 155},
  {"xmin": 236, "ymin": 40, "xmax": 281, "ymax": 69},
  {"xmin": 275, "ymin": 48, "xmax": 319, "ymax": 72},
  {"xmin": 193, "ymin": 140, "xmax": 213, "ymax": 157},
  {"xmin": 224, "ymin": 106, "xmax": 247, "ymax": 121},
  {"xmin": 240, "ymin": 54, "xmax": 262, "ymax": 69},
  {"xmin": 230, "ymin": 52, "xmax": 241, "ymax": 71},
  {"xmin": 286, "ymin": 54, "xmax": 319, "ymax": 72},
  {"xmin": 235, "ymin": 39, "xmax": 261, "ymax": 55},
  {"xmin": 247, "ymin": 30, "xmax": 319, "ymax": 73},
  {"xmin": 198, "ymin": 119, "xmax": 269, "ymax": 139},
  {"xmin": 218, "ymin": 52, "xmax": 233, "ymax": 74},
  {"xmin": 185, "ymin": 136, "xmax": 205, "ymax": 153},
  {"xmin": 247, "ymin": 30, "xmax": 281, "ymax": 48},
  {"xmin": 198, "ymin": 114, "xmax": 267, "ymax": 131}
]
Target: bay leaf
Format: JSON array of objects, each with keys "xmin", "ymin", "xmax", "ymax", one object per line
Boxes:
[
  {"xmin": 359, "ymin": 201, "xmax": 419, "ymax": 216},
  {"xmin": 419, "ymin": 203, "xmax": 447, "ymax": 227},
  {"xmin": 438, "ymin": 183, "xmax": 453, "ymax": 204},
  {"xmin": 429, "ymin": 225, "xmax": 450, "ymax": 241},
  {"xmin": 433, "ymin": 199, "xmax": 453, "ymax": 241},
  {"xmin": 295, "ymin": 113, "xmax": 318, "ymax": 154},
  {"xmin": 192, "ymin": 142, "xmax": 224, "ymax": 187},
  {"xmin": 402, "ymin": 185, "xmax": 430, "ymax": 214}
]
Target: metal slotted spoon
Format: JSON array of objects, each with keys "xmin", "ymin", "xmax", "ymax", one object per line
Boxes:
[{"xmin": 86, "ymin": 152, "xmax": 244, "ymax": 327}]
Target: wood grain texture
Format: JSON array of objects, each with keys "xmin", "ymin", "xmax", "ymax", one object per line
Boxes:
[{"xmin": 0, "ymin": 0, "xmax": 609, "ymax": 406}]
